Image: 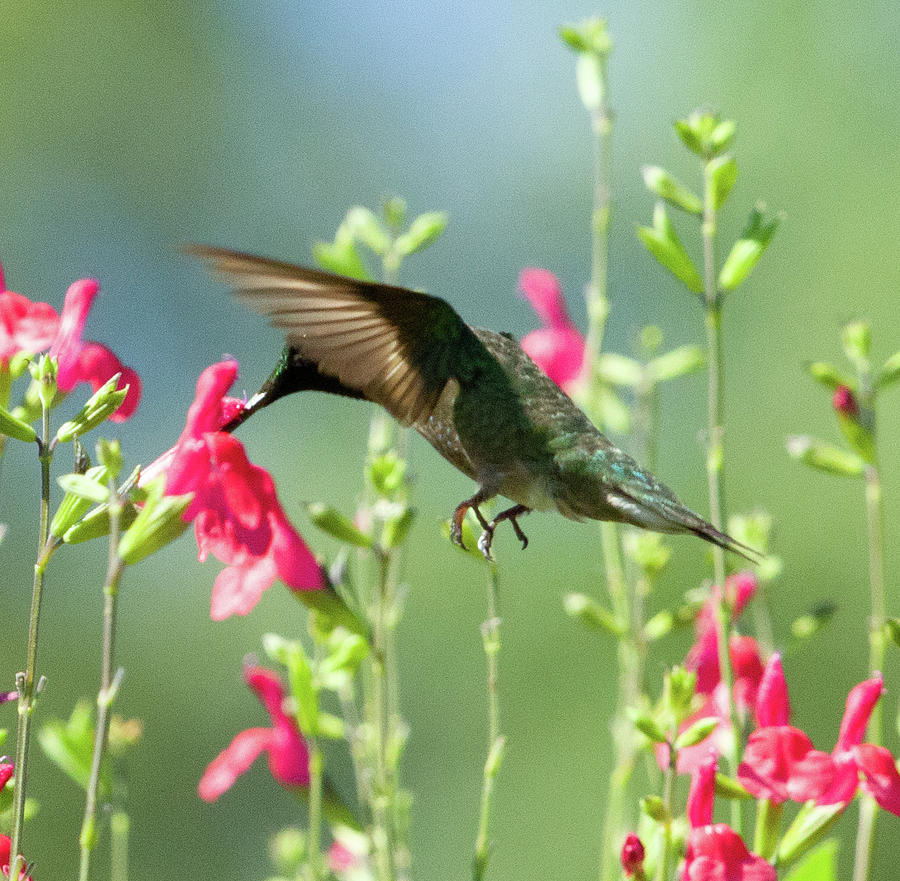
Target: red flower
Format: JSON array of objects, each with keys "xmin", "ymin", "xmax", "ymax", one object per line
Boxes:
[
  {"xmin": 0, "ymin": 271, "xmax": 59, "ymax": 366},
  {"xmin": 683, "ymin": 825, "xmax": 776, "ymax": 881},
  {"xmin": 853, "ymin": 744, "xmax": 900, "ymax": 815},
  {"xmin": 198, "ymin": 665, "xmax": 310, "ymax": 801},
  {"xmin": 620, "ymin": 833, "xmax": 646, "ymax": 876},
  {"xmin": 687, "ymin": 754, "xmax": 717, "ymax": 827},
  {"xmin": 161, "ymin": 360, "xmax": 324, "ymax": 620},
  {"xmin": 738, "ymin": 671, "xmax": 895, "ymax": 812},
  {"xmin": 832, "ymin": 385, "xmax": 858, "ymax": 416},
  {"xmin": 0, "ymin": 765, "xmax": 13, "ymax": 791},
  {"xmin": 49, "ymin": 278, "xmax": 141, "ymax": 420},
  {"xmin": 518, "ymin": 268, "xmax": 586, "ymax": 391},
  {"xmin": 0, "ymin": 835, "xmax": 31, "ymax": 881}
]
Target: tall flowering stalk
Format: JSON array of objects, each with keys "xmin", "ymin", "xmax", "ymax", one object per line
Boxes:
[{"xmin": 787, "ymin": 322, "xmax": 899, "ymax": 880}]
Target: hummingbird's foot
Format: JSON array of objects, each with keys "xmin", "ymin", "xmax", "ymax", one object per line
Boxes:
[
  {"xmin": 491, "ymin": 504, "xmax": 531, "ymax": 550},
  {"xmin": 450, "ymin": 492, "xmax": 493, "ymax": 551},
  {"xmin": 477, "ymin": 527, "xmax": 496, "ymax": 561}
]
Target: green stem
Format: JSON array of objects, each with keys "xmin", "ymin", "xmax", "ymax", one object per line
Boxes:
[
  {"xmin": 307, "ymin": 738, "xmax": 324, "ymax": 881},
  {"xmin": 655, "ymin": 749, "xmax": 677, "ymax": 881},
  {"xmin": 473, "ymin": 563, "xmax": 504, "ymax": 881},
  {"xmin": 110, "ymin": 810, "xmax": 129, "ymax": 881},
  {"xmin": 701, "ymin": 168, "xmax": 740, "ymax": 832},
  {"xmin": 79, "ymin": 480, "xmax": 126, "ymax": 881},
  {"xmin": 852, "ymin": 462, "xmax": 886, "ymax": 881},
  {"xmin": 10, "ymin": 401, "xmax": 53, "ymax": 873},
  {"xmin": 753, "ymin": 799, "xmax": 783, "ymax": 862}
]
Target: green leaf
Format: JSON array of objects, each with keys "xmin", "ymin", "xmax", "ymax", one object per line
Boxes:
[
  {"xmin": 56, "ymin": 473, "xmax": 110, "ymax": 504},
  {"xmin": 636, "ymin": 203, "xmax": 704, "ymax": 292},
  {"xmin": 714, "ymin": 773, "xmax": 754, "ymax": 800},
  {"xmin": 706, "ymin": 156, "xmax": 738, "ymax": 210},
  {"xmin": 786, "ymin": 435, "xmax": 865, "ymax": 477},
  {"xmin": 876, "ymin": 350, "xmax": 900, "ymax": 388},
  {"xmin": 563, "ymin": 593, "xmax": 623, "ymax": 635},
  {"xmin": 709, "ymin": 119, "xmax": 737, "ymax": 153},
  {"xmin": 312, "ymin": 232, "xmax": 371, "ymax": 280},
  {"xmin": 674, "ymin": 110, "xmax": 735, "ymax": 158},
  {"xmin": 783, "ymin": 840, "xmax": 838, "ymax": 881},
  {"xmin": 37, "ymin": 701, "xmax": 96, "ymax": 791},
  {"xmin": 306, "ymin": 503, "xmax": 372, "ymax": 548},
  {"xmin": 381, "ymin": 506, "xmax": 414, "ymax": 549},
  {"xmin": 887, "ymin": 617, "xmax": 900, "ymax": 648},
  {"xmin": 623, "ymin": 531, "xmax": 671, "ymax": 578},
  {"xmin": 718, "ymin": 204, "xmax": 782, "ymax": 291},
  {"xmin": 640, "ymin": 795, "xmax": 669, "ymax": 823},
  {"xmin": 595, "ymin": 353, "xmax": 642, "ymax": 387},
  {"xmin": 647, "ymin": 345, "xmax": 705, "ymax": 383},
  {"xmin": 628, "ymin": 709, "xmax": 667, "ymax": 743},
  {"xmin": 778, "ymin": 804, "xmax": 844, "ymax": 867},
  {"xmin": 575, "ymin": 53, "xmax": 605, "ymax": 112},
  {"xmin": 0, "ymin": 405, "xmax": 37, "ymax": 443},
  {"xmin": 791, "ymin": 601, "xmax": 837, "ymax": 640},
  {"xmin": 344, "ymin": 206, "xmax": 390, "ymax": 255},
  {"xmin": 643, "ymin": 611, "xmax": 674, "ymax": 641},
  {"xmin": 559, "ymin": 17, "xmax": 611, "ymax": 55},
  {"xmin": 51, "ymin": 464, "xmax": 110, "ymax": 538},
  {"xmin": 835, "ymin": 411, "xmax": 875, "ymax": 463},
  {"xmin": 841, "ymin": 320, "xmax": 871, "ymax": 370},
  {"xmin": 393, "ymin": 211, "xmax": 449, "ymax": 257},
  {"xmin": 674, "ymin": 716, "xmax": 718, "ymax": 749},
  {"xmin": 367, "ymin": 453, "xmax": 407, "ymax": 498},
  {"xmin": 117, "ymin": 479, "xmax": 192, "ymax": 565},
  {"xmin": 641, "ymin": 166, "xmax": 702, "ymax": 215},
  {"xmin": 56, "ymin": 375, "xmax": 129, "ymax": 443},
  {"xmin": 807, "ymin": 361, "xmax": 856, "ymax": 391}
]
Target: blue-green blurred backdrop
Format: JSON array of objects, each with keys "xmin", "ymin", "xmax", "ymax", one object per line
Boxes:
[{"xmin": 1, "ymin": 1, "xmax": 898, "ymax": 878}]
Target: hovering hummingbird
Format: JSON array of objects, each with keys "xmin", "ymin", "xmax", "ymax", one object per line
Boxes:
[{"xmin": 189, "ymin": 246, "xmax": 756, "ymax": 561}]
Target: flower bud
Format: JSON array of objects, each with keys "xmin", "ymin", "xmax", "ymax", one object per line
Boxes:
[
  {"xmin": 620, "ymin": 833, "xmax": 645, "ymax": 876},
  {"xmin": 832, "ymin": 384, "xmax": 858, "ymax": 416},
  {"xmin": 56, "ymin": 374, "xmax": 128, "ymax": 443},
  {"xmin": 116, "ymin": 479, "xmax": 192, "ymax": 565}
]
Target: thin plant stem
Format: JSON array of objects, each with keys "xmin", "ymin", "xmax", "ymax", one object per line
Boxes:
[
  {"xmin": 654, "ymin": 748, "xmax": 677, "ymax": 881},
  {"xmin": 306, "ymin": 737, "xmax": 324, "ymax": 881},
  {"xmin": 10, "ymin": 399, "xmax": 54, "ymax": 872},
  {"xmin": 473, "ymin": 562, "xmax": 505, "ymax": 881},
  {"xmin": 110, "ymin": 810, "xmax": 130, "ymax": 881},
  {"xmin": 79, "ymin": 478, "xmax": 127, "ymax": 881},
  {"xmin": 701, "ymin": 169, "xmax": 740, "ymax": 834},
  {"xmin": 852, "ymin": 461, "xmax": 886, "ymax": 881}
]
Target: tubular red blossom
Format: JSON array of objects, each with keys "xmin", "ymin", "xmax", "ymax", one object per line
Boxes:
[
  {"xmin": 0, "ymin": 765, "xmax": 12, "ymax": 791},
  {"xmin": 518, "ymin": 267, "xmax": 586, "ymax": 391},
  {"xmin": 687, "ymin": 754, "xmax": 717, "ymax": 827},
  {"xmin": 683, "ymin": 824, "xmax": 775, "ymax": 881},
  {"xmin": 198, "ymin": 665, "xmax": 309, "ymax": 802},
  {"xmin": 755, "ymin": 654, "xmax": 790, "ymax": 727},
  {"xmin": 738, "ymin": 727, "xmax": 827, "ymax": 803},
  {"xmin": 835, "ymin": 674, "xmax": 883, "ymax": 752},
  {"xmin": 620, "ymin": 833, "xmax": 646, "ymax": 876},
  {"xmin": 161, "ymin": 360, "xmax": 324, "ymax": 620},
  {"xmin": 0, "ymin": 288, "xmax": 59, "ymax": 365},
  {"xmin": 49, "ymin": 277, "xmax": 142, "ymax": 419},
  {"xmin": 853, "ymin": 744, "xmax": 900, "ymax": 816}
]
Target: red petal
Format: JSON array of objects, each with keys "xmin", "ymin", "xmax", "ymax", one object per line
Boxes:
[
  {"xmin": 181, "ymin": 360, "xmax": 239, "ymax": 439},
  {"xmin": 755, "ymin": 654, "xmax": 790, "ymax": 727},
  {"xmin": 209, "ymin": 555, "xmax": 277, "ymax": 620},
  {"xmin": 51, "ymin": 278, "xmax": 99, "ymax": 388},
  {"xmin": 518, "ymin": 268, "xmax": 570, "ymax": 329},
  {"xmin": 73, "ymin": 342, "xmax": 142, "ymax": 419},
  {"xmin": 198, "ymin": 727, "xmax": 272, "ymax": 801},
  {"xmin": 521, "ymin": 327, "xmax": 586, "ymax": 390},
  {"xmin": 687, "ymin": 754, "xmax": 717, "ymax": 827},
  {"xmin": 737, "ymin": 726, "xmax": 815, "ymax": 802},
  {"xmin": 835, "ymin": 675, "xmax": 883, "ymax": 752},
  {"xmin": 853, "ymin": 744, "xmax": 900, "ymax": 815}
]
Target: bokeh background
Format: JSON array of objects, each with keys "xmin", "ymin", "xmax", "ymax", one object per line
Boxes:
[{"xmin": 2, "ymin": 1, "xmax": 899, "ymax": 878}]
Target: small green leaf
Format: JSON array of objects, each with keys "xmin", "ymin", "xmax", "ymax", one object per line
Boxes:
[
  {"xmin": 674, "ymin": 716, "xmax": 718, "ymax": 750},
  {"xmin": 647, "ymin": 345, "xmax": 706, "ymax": 383},
  {"xmin": 307, "ymin": 503, "xmax": 372, "ymax": 548},
  {"xmin": 57, "ymin": 473, "xmax": 110, "ymax": 504},
  {"xmin": 563, "ymin": 593, "xmax": 623, "ymax": 635},
  {"xmin": 714, "ymin": 773, "xmax": 753, "ymax": 800},
  {"xmin": 718, "ymin": 204, "xmax": 782, "ymax": 291},
  {"xmin": 706, "ymin": 156, "xmax": 738, "ymax": 210},
  {"xmin": 783, "ymin": 840, "xmax": 838, "ymax": 881},
  {"xmin": 674, "ymin": 110, "xmax": 735, "ymax": 158},
  {"xmin": 841, "ymin": 320, "xmax": 871, "ymax": 370},
  {"xmin": 595, "ymin": 353, "xmax": 642, "ymax": 387},
  {"xmin": 835, "ymin": 411, "xmax": 875, "ymax": 463},
  {"xmin": 663, "ymin": 667, "xmax": 697, "ymax": 724},
  {"xmin": 51, "ymin": 465, "xmax": 110, "ymax": 537},
  {"xmin": 623, "ymin": 531, "xmax": 671, "ymax": 578},
  {"xmin": 640, "ymin": 795, "xmax": 669, "ymax": 823},
  {"xmin": 628, "ymin": 709, "xmax": 667, "ymax": 743},
  {"xmin": 117, "ymin": 480, "xmax": 192, "ymax": 565},
  {"xmin": 312, "ymin": 231, "xmax": 371, "ymax": 280},
  {"xmin": 393, "ymin": 211, "xmax": 449, "ymax": 257},
  {"xmin": 778, "ymin": 804, "xmax": 844, "ymax": 866},
  {"xmin": 381, "ymin": 506, "xmax": 414, "ymax": 549},
  {"xmin": 636, "ymin": 203, "xmax": 704, "ymax": 292},
  {"xmin": 575, "ymin": 53, "xmax": 605, "ymax": 112},
  {"xmin": 808, "ymin": 361, "xmax": 856, "ymax": 391},
  {"xmin": 643, "ymin": 611, "xmax": 674, "ymax": 641},
  {"xmin": 791, "ymin": 602, "xmax": 837, "ymax": 640},
  {"xmin": 674, "ymin": 119, "xmax": 704, "ymax": 155},
  {"xmin": 56, "ymin": 375, "xmax": 129, "ymax": 443},
  {"xmin": 887, "ymin": 618, "xmax": 900, "ymax": 648},
  {"xmin": 367, "ymin": 453, "xmax": 407, "ymax": 497},
  {"xmin": 641, "ymin": 166, "xmax": 702, "ymax": 215},
  {"xmin": 344, "ymin": 206, "xmax": 390, "ymax": 255},
  {"xmin": 709, "ymin": 119, "xmax": 737, "ymax": 154},
  {"xmin": 876, "ymin": 350, "xmax": 900, "ymax": 388},
  {"xmin": 0, "ymin": 405, "xmax": 37, "ymax": 443},
  {"xmin": 786, "ymin": 435, "xmax": 865, "ymax": 477},
  {"xmin": 37, "ymin": 701, "xmax": 96, "ymax": 791},
  {"xmin": 559, "ymin": 18, "xmax": 611, "ymax": 55}
]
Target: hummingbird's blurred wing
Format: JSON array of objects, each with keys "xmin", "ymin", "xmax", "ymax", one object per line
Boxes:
[{"xmin": 187, "ymin": 246, "xmax": 478, "ymax": 426}]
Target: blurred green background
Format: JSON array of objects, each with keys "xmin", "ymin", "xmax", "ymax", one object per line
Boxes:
[{"xmin": 1, "ymin": 1, "xmax": 899, "ymax": 878}]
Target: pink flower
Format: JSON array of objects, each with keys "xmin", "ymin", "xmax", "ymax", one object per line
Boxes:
[
  {"xmin": 832, "ymin": 385, "xmax": 858, "ymax": 416},
  {"xmin": 0, "ymin": 273, "xmax": 59, "ymax": 366},
  {"xmin": 160, "ymin": 360, "xmax": 324, "ymax": 620},
  {"xmin": 853, "ymin": 744, "xmax": 900, "ymax": 815},
  {"xmin": 198, "ymin": 665, "xmax": 309, "ymax": 801},
  {"xmin": 738, "ymin": 671, "xmax": 895, "ymax": 812},
  {"xmin": 687, "ymin": 754, "xmax": 717, "ymax": 827},
  {"xmin": 0, "ymin": 836, "xmax": 31, "ymax": 881},
  {"xmin": 683, "ymin": 825, "xmax": 776, "ymax": 881},
  {"xmin": 0, "ymin": 765, "xmax": 13, "ymax": 791},
  {"xmin": 518, "ymin": 268, "xmax": 586, "ymax": 391},
  {"xmin": 49, "ymin": 278, "xmax": 141, "ymax": 420},
  {"xmin": 620, "ymin": 833, "xmax": 646, "ymax": 877}
]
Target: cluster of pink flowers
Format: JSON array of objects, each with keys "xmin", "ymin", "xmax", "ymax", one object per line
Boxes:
[
  {"xmin": 0, "ymin": 261, "xmax": 140, "ymax": 418},
  {"xmin": 0, "ymin": 835, "xmax": 31, "ymax": 881}
]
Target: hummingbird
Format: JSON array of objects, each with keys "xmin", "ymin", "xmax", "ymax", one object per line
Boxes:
[{"xmin": 189, "ymin": 245, "xmax": 756, "ymax": 561}]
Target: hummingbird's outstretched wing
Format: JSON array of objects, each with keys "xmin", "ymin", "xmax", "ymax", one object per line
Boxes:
[{"xmin": 186, "ymin": 246, "xmax": 478, "ymax": 426}]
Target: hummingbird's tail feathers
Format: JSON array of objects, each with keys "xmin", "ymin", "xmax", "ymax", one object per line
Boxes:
[
  {"xmin": 658, "ymin": 500, "xmax": 762, "ymax": 563},
  {"xmin": 186, "ymin": 244, "xmax": 479, "ymax": 428}
]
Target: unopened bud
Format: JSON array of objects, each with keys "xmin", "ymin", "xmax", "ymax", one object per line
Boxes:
[
  {"xmin": 56, "ymin": 374, "xmax": 128, "ymax": 443},
  {"xmin": 620, "ymin": 833, "xmax": 645, "ymax": 876},
  {"xmin": 832, "ymin": 384, "xmax": 858, "ymax": 417}
]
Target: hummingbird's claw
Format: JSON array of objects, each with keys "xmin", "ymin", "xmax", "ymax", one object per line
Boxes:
[
  {"xmin": 491, "ymin": 504, "xmax": 531, "ymax": 551},
  {"xmin": 477, "ymin": 528, "xmax": 495, "ymax": 561},
  {"xmin": 451, "ymin": 492, "xmax": 493, "ymax": 553}
]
